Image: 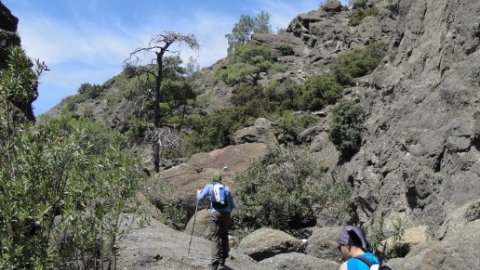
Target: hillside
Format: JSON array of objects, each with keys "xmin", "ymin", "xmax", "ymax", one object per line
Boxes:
[{"xmin": 3, "ymin": 0, "xmax": 480, "ymax": 269}]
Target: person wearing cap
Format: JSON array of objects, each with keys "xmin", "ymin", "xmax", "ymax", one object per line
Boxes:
[
  {"xmin": 197, "ymin": 172, "xmax": 236, "ymax": 270},
  {"xmin": 335, "ymin": 225, "xmax": 380, "ymax": 270}
]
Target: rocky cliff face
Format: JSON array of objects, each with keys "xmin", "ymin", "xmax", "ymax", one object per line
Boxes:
[
  {"xmin": 335, "ymin": 0, "xmax": 480, "ymax": 237},
  {"xmin": 0, "ymin": 1, "xmax": 20, "ymax": 70}
]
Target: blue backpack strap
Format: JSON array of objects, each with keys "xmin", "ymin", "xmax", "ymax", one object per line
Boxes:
[{"xmin": 354, "ymin": 255, "xmax": 374, "ymax": 267}]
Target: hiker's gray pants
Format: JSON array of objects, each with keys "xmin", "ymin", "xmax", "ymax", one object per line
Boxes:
[{"xmin": 209, "ymin": 211, "xmax": 231, "ymax": 266}]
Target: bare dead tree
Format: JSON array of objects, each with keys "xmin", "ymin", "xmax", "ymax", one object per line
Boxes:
[{"xmin": 125, "ymin": 32, "xmax": 199, "ymax": 173}]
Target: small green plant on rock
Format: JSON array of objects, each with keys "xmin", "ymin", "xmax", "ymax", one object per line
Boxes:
[{"xmin": 329, "ymin": 99, "xmax": 365, "ymax": 159}]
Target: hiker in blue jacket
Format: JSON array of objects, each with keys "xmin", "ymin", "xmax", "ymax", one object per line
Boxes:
[
  {"xmin": 336, "ymin": 226, "xmax": 380, "ymax": 270},
  {"xmin": 197, "ymin": 172, "xmax": 236, "ymax": 270}
]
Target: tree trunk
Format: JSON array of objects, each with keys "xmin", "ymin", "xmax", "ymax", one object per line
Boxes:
[{"xmin": 153, "ymin": 52, "xmax": 163, "ymax": 173}]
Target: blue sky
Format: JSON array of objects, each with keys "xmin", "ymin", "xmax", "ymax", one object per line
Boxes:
[{"xmin": 3, "ymin": 0, "xmax": 348, "ymax": 115}]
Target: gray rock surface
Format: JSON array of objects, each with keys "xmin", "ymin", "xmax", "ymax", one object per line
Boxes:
[
  {"xmin": 118, "ymin": 216, "xmax": 262, "ymax": 270},
  {"xmin": 238, "ymin": 228, "xmax": 304, "ymax": 261},
  {"xmin": 388, "ymin": 219, "xmax": 480, "ymax": 270},
  {"xmin": 0, "ymin": 1, "xmax": 19, "ymax": 70},
  {"xmin": 333, "ymin": 0, "xmax": 480, "ymax": 240},
  {"xmin": 232, "ymin": 126, "xmax": 278, "ymax": 145},
  {"xmin": 258, "ymin": 252, "xmax": 338, "ymax": 270},
  {"xmin": 305, "ymin": 226, "xmax": 342, "ymax": 261}
]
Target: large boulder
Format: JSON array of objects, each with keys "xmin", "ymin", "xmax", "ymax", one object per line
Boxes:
[
  {"xmin": 184, "ymin": 209, "xmax": 211, "ymax": 238},
  {"xmin": 118, "ymin": 216, "xmax": 262, "ymax": 270},
  {"xmin": 258, "ymin": 252, "xmax": 338, "ymax": 270},
  {"xmin": 238, "ymin": 228, "xmax": 304, "ymax": 261},
  {"xmin": 388, "ymin": 219, "xmax": 480, "ymax": 269},
  {"xmin": 157, "ymin": 143, "xmax": 267, "ymax": 217},
  {"xmin": 232, "ymin": 126, "xmax": 278, "ymax": 145},
  {"xmin": 305, "ymin": 226, "xmax": 342, "ymax": 261}
]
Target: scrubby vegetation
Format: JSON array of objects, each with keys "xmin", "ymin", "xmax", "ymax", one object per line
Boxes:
[
  {"xmin": 333, "ymin": 42, "xmax": 387, "ymax": 85},
  {"xmin": 215, "ymin": 44, "xmax": 284, "ymax": 86},
  {"xmin": 232, "ymin": 146, "xmax": 352, "ymax": 236},
  {"xmin": 0, "ymin": 47, "xmax": 147, "ymax": 269},
  {"xmin": 348, "ymin": 0, "xmax": 378, "ymax": 26},
  {"xmin": 329, "ymin": 99, "xmax": 366, "ymax": 158}
]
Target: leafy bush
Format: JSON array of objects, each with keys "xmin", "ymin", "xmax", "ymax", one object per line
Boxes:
[
  {"xmin": 233, "ymin": 146, "xmax": 352, "ymax": 234},
  {"xmin": 333, "ymin": 42, "xmax": 387, "ymax": 85},
  {"xmin": 275, "ymin": 112, "xmax": 319, "ymax": 144},
  {"xmin": 122, "ymin": 63, "xmax": 138, "ymax": 78},
  {"xmin": 184, "ymin": 107, "xmax": 248, "ymax": 155},
  {"xmin": 77, "ymin": 83, "xmax": 104, "ymax": 99},
  {"xmin": 0, "ymin": 115, "xmax": 146, "ymax": 269},
  {"xmin": 349, "ymin": 6, "xmax": 378, "ymax": 26},
  {"xmin": 215, "ymin": 44, "xmax": 284, "ymax": 86},
  {"xmin": 329, "ymin": 99, "xmax": 365, "ymax": 158},
  {"xmin": 368, "ymin": 217, "xmax": 411, "ymax": 259},
  {"xmin": 265, "ymin": 78, "xmax": 303, "ymax": 111},
  {"xmin": 145, "ymin": 177, "xmax": 188, "ymax": 230},
  {"xmin": 351, "ymin": 0, "xmax": 368, "ymax": 9},
  {"xmin": 276, "ymin": 45, "xmax": 295, "ymax": 56},
  {"xmin": 233, "ymin": 146, "xmax": 324, "ymax": 231},
  {"xmin": 303, "ymin": 74, "xmax": 343, "ymax": 110}
]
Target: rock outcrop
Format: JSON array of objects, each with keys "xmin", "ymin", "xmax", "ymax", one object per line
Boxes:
[
  {"xmin": 334, "ymin": 0, "xmax": 480, "ymax": 239},
  {"xmin": 0, "ymin": 1, "xmax": 20, "ymax": 70},
  {"xmin": 237, "ymin": 228, "xmax": 304, "ymax": 261},
  {"xmin": 156, "ymin": 143, "xmax": 267, "ymax": 217}
]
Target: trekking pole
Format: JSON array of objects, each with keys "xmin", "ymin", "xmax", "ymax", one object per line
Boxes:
[{"xmin": 188, "ymin": 200, "xmax": 199, "ymax": 255}]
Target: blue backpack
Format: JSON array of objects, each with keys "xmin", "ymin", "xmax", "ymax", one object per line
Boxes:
[
  {"xmin": 354, "ymin": 255, "xmax": 393, "ymax": 270},
  {"xmin": 210, "ymin": 183, "xmax": 229, "ymax": 209}
]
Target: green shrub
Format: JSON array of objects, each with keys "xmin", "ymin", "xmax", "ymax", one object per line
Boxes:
[
  {"xmin": 215, "ymin": 44, "xmax": 284, "ymax": 86},
  {"xmin": 368, "ymin": 217, "xmax": 411, "ymax": 259},
  {"xmin": 233, "ymin": 146, "xmax": 352, "ymax": 234},
  {"xmin": 349, "ymin": 6, "xmax": 378, "ymax": 26},
  {"xmin": 77, "ymin": 83, "xmax": 104, "ymax": 99},
  {"xmin": 303, "ymin": 74, "xmax": 343, "ymax": 110},
  {"xmin": 184, "ymin": 107, "xmax": 248, "ymax": 155},
  {"xmin": 275, "ymin": 112, "xmax": 319, "ymax": 144},
  {"xmin": 122, "ymin": 63, "xmax": 138, "ymax": 78},
  {"xmin": 276, "ymin": 45, "xmax": 294, "ymax": 56},
  {"xmin": 265, "ymin": 78, "xmax": 303, "ymax": 111},
  {"xmin": 333, "ymin": 42, "xmax": 387, "ymax": 85},
  {"xmin": 233, "ymin": 146, "xmax": 324, "ymax": 231},
  {"xmin": 145, "ymin": 178, "xmax": 188, "ymax": 230},
  {"xmin": 329, "ymin": 99, "xmax": 365, "ymax": 158},
  {"xmin": 0, "ymin": 115, "xmax": 146, "ymax": 269},
  {"xmin": 351, "ymin": 0, "xmax": 368, "ymax": 9}
]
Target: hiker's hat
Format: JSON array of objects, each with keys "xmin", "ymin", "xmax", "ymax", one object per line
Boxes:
[
  {"xmin": 212, "ymin": 172, "xmax": 222, "ymax": 182},
  {"xmin": 335, "ymin": 226, "xmax": 372, "ymax": 251}
]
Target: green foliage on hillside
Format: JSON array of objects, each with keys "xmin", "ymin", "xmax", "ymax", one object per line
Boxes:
[
  {"xmin": 350, "ymin": 0, "xmax": 368, "ymax": 9},
  {"xmin": 225, "ymin": 11, "xmax": 272, "ymax": 54},
  {"xmin": 78, "ymin": 83, "xmax": 104, "ymax": 99},
  {"xmin": 1, "ymin": 47, "xmax": 146, "ymax": 269},
  {"xmin": 348, "ymin": 0, "xmax": 378, "ymax": 26},
  {"xmin": 329, "ymin": 99, "xmax": 365, "ymax": 158},
  {"xmin": 184, "ymin": 107, "xmax": 248, "ymax": 154},
  {"xmin": 349, "ymin": 6, "xmax": 378, "ymax": 26},
  {"xmin": 232, "ymin": 146, "xmax": 351, "ymax": 233},
  {"xmin": 0, "ymin": 115, "xmax": 147, "ymax": 269},
  {"xmin": 265, "ymin": 78, "xmax": 303, "ymax": 111},
  {"xmin": 333, "ymin": 42, "xmax": 387, "ymax": 85},
  {"xmin": 303, "ymin": 74, "xmax": 343, "ymax": 110},
  {"xmin": 275, "ymin": 112, "xmax": 319, "ymax": 144},
  {"xmin": 215, "ymin": 44, "xmax": 284, "ymax": 86}
]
